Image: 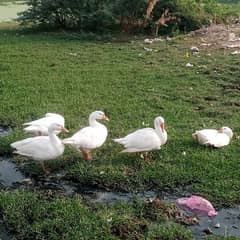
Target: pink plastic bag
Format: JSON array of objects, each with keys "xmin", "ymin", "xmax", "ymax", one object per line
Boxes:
[{"xmin": 176, "ymin": 195, "xmax": 218, "ymax": 217}]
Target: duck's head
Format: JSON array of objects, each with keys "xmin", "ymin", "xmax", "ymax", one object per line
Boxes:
[
  {"xmin": 154, "ymin": 116, "xmax": 166, "ymax": 132},
  {"xmin": 218, "ymin": 126, "xmax": 233, "ymax": 139},
  {"xmin": 90, "ymin": 111, "xmax": 109, "ymax": 121},
  {"xmin": 48, "ymin": 123, "xmax": 69, "ymax": 133}
]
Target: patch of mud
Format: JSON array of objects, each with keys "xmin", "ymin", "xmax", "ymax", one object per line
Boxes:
[
  {"xmin": 0, "ymin": 126, "xmax": 12, "ymax": 137},
  {"xmin": 0, "ymin": 157, "xmax": 26, "ymax": 187},
  {"xmin": 190, "ymin": 207, "xmax": 240, "ymax": 239}
]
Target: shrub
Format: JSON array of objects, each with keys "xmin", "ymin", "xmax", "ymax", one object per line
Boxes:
[{"xmin": 18, "ymin": 0, "xmax": 233, "ymax": 34}]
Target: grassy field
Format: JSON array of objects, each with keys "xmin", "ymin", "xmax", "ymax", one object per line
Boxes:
[{"xmin": 0, "ymin": 22, "xmax": 240, "ymax": 239}]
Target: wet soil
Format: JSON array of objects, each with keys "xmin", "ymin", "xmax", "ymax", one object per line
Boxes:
[
  {"xmin": 190, "ymin": 207, "xmax": 240, "ymax": 239},
  {"xmin": 0, "ymin": 156, "xmax": 240, "ymax": 239}
]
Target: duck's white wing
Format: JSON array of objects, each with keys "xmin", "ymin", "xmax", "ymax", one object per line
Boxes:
[
  {"xmin": 63, "ymin": 126, "xmax": 103, "ymax": 149},
  {"xmin": 193, "ymin": 129, "xmax": 218, "ymax": 145},
  {"xmin": 114, "ymin": 128, "xmax": 161, "ymax": 152},
  {"xmin": 23, "ymin": 113, "xmax": 64, "ymax": 135},
  {"xmin": 207, "ymin": 133, "xmax": 231, "ymax": 148},
  {"xmin": 11, "ymin": 136, "xmax": 63, "ymax": 160},
  {"xmin": 23, "ymin": 113, "xmax": 64, "ymax": 126}
]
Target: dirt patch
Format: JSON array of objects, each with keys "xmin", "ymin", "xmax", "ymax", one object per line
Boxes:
[
  {"xmin": 111, "ymin": 219, "xmax": 147, "ymax": 240},
  {"xmin": 190, "ymin": 23, "xmax": 240, "ymax": 50}
]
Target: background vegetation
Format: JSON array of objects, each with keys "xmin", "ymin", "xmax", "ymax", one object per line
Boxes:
[{"xmin": 18, "ymin": 0, "xmax": 237, "ymax": 34}]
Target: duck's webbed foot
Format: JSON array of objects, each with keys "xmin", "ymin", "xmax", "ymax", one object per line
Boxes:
[
  {"xmin": 40, "ymin": 161, "xmax": 51, "ymax": 174},
  {"xmin": 80, "ymin": 148, "xmax": 92, "ymax": 160}
]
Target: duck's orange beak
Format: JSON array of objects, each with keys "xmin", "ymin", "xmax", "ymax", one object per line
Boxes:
[
  {"xmin": 160, "ymin": 123, "xmax": 166, "ymax": 131},
  {"xmin": 102, "ymin": 115, "xmax": 110, "ymax": 121},
  {"xmin": 61, "ymin": 127, "xmax": 69, "ymax": 132}
]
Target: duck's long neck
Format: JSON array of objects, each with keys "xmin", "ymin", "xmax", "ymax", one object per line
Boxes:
[
  {"xmin": 154, "ymin": 122, "xmax": 167, "ymax": 144},
  {"xmin": 89, "ymin": 115, "xmax": 101, "ymax": 128},
  {"xmin": 48, "ymin": 130, "xmax": 61, "ymax": 145}
]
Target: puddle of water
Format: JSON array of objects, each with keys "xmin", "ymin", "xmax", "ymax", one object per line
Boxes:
[
  {"xmin": 0, "ymin": 224, "xmax": 11, "ymax": 240},
  {"xmin": 0, "ymin": 157, "xmax": 26, "ymax": 187},
  {"xmin": 80, "ymin": 189, "xmax": 157, "ymax": 204},
  {"xmin": 0, "ymin": 126, "xmax": 12, "ymax": 137},
  {"xmin": 190, "ymin": 207, "xmax": 240, "ymax": 239},
  {"xmin": 0, "ymin": 1, "xmax": 28, "ymax": 22}
]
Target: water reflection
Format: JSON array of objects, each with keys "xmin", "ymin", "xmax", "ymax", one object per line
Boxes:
[{"xmin": 0, "ymin": 157, "xmax": 25, "ymax": 187}]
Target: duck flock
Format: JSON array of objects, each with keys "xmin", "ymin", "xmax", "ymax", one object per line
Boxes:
[{"xmin": 11, "ymin": 111, "xmax": 233, "ymax": 173}]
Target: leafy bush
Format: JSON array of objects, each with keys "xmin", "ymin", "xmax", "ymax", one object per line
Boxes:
[
  {"xmin": 18, "ymin": 0, "xmax": 116, "ymax": 31},
  {"xmin": 18, "ymin": 0, "xmax": 233, "ymax": 34}
]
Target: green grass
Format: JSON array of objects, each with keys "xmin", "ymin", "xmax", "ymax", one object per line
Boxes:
[
  {"xmin": 0, "ymin": 22, "xmax": 240, "ymax": 239},
  {"xmin": 0, "ymin": 24, "xmax": 240, "ymax": 208}
]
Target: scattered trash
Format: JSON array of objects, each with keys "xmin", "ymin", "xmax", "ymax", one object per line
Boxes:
[
  {"xmin": 228, "ymin": 33, "xmax": 236, "ymax": 41},
  {"xmin": 144, "ymin": 38, "xmax": 164, "ymax": 44},
  {"xmin": 143, "ymin": 47, "xmax": 153, "ymax": 52},
  {"xmin": 186, "ymin": 63, "xmax": 194, "ymax": 67},
  {"xmin": 138, "ymin": 53, "xmax": 143, "ymax": 57},
  {"xmin": 201, "ymin": 43, "xmax": 212, "ymax": 47},
  {"xmin": 214, "ymin": 223, "xmax": 220, "ymax": 228},
  {"xmin": 191, "ymin": 46, "xmax": 199, "ymax": 55},
  {"xmin": 231, "ymin": 50, "xmax": 240, "ymax": 55},
  {"xmin": 68, "ymin": 52, "xmax": 78, "ymax": 56},
  {"xmin": 154, "ymin": 38, "xmax": 164, "ymax": 42},
  {"xmin": 223, "ymin": 43, "xmax": 240, "ymax": 48},
  {"xmin": 176, "ymin": 195, "xmax": 218, "ymax": 217},
  {"xmin": 203, "ymin": 227, "xmax": 213, "ymax": 235},
  {"xmin": 22, "ymin": 178, "xmax": 33, "ymax": 185},
  {"xmin": 144, "ymin": 38, "xmax": 154, "ymax": 44},
  {"xmin": 182, "ymin": 151, "xmax": 186, "ymax": 156},
  {"xmin": 183, "ymin": 52, "xmax": 190, "ymax": 58},
  {"xmin": 228, "ymin": 33, "xmax": 240, "ymax": 42}
]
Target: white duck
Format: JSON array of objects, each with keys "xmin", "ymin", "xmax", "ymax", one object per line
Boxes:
[
  {"xmin": 23, "ymin": 113, "xmax": 65, "ymax": 136},
  {"xmin": 63, "ymin": 111, "xmax": 109, "ymax": 160},
  {"xmin": 113, "ymin": 116, "xmax": 167, "ymax": 159},
  {"xmin": 192, "ymin": 126, "xmax": 233, "ymax": 148},
  {"xmin": 11, "ymin": 123, "xmax": 68, "ymax": 173}
]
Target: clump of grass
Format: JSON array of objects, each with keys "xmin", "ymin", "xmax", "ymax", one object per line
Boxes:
[{"xmin": 0, "ymin": 191, "xmax": 117, "ymax": 240}]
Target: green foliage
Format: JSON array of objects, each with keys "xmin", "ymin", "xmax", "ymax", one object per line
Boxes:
[
  {"xmin": 18, "ymin": 0, "xmax": 116, "ymax": 31},
  {"xmin": 18, "ymin": 0, "xmax": 235, "ymax": 33}
]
